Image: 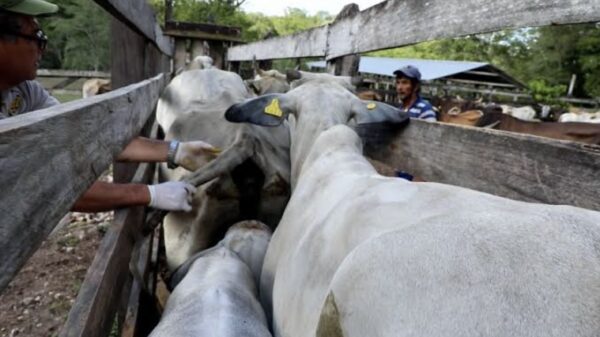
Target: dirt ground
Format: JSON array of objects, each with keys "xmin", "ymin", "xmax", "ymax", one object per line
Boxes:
[
  {"xmin": 0, "ymin": 211, "xmax": 113, "ymax": 337},
  {"xmin": 0, "ymin": 210, "xmax": 113, "ymax": 337}
]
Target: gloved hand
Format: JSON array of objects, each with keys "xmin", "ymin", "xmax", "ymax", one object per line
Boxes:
[
  {"xmin": 147, "ymin": 181, "xmax": 195, "ymax": 212},
  {"xmin": 174, "ymin": 141, "xmax": 221, "ymax": 171}
]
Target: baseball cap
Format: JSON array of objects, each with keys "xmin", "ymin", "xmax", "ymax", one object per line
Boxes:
[
  {"xmin": 393, "ymin": 65, "xmax": 422, "ymax": 82},
  {"xmin": 0, "ymin": 0, "xmax": 58, "ymax": 16}
]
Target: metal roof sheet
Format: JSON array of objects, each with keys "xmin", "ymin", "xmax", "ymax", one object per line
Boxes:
[{"xmin": 307, "ymin": 56, "xmax": 489, "ymax": 81}]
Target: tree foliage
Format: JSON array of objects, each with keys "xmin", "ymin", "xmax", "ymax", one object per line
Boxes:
[
  {"xmin": 40, "ymin": 0, "xmax": 110, "ymax": 71},
  {"xmin": 38, "ymin": 0, "xmax": 599, "ymax": 99}
]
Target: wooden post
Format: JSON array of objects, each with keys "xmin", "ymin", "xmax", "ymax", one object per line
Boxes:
[
  {"xmin": 191, "ymin": 39, "xmax": 210, "ymax": 59},
  {"xmin": 110, "ymin": 18, "xmax": 169, "ymax": 183},
  {"xmin": 208, "ymin": 40, "xmax": 226, "ymax": 69},
  {"xmin": 326, "ymin": 53, "xmax": 360, "ymax": 76},
  {"xmin": 326, "ymin": 4, "xmax": 361, "ymax": 76},
  {"xmin": 165, "ymin": 0, "xmax": 173, "ymax": 23},
  {"xmin": 173, "ymin": 39, "xmax": 188, "ymax": 72}
]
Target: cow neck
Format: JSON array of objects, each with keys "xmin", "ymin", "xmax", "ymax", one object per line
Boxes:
[{"xmin": 289, "ymin": 113, "xmax": 353, "ymax": 189}]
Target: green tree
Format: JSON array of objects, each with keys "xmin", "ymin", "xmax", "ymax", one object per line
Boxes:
[{"xmin": 40, "ymin": 0, "xmax": 110, "ymax": 71}]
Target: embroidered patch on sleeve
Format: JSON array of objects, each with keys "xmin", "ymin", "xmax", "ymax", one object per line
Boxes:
[{"xmin": 9, "ymin": 94, "xmax": 23, "ymax": 116}]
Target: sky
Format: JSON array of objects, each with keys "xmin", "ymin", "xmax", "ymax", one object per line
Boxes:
[{"xmin": 241, "ymin": 0, "xmax": 385, "ymax": 16}]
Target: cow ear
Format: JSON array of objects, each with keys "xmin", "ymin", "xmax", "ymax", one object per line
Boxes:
[
  {"xmin": 353, "ymin": 100, "xmax": 410, "ymax": 125},
  {"xmin": 225, "ymin": 94, "xmax": 293, "ymax": 127}
]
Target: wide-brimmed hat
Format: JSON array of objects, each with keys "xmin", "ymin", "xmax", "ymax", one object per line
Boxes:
[{"xmin": 0, "ymin": 0, "xmax": 58, "ymax": 16}]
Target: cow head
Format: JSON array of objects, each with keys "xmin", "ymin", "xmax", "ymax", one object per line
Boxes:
[
  {"xmin": 225, "ymin": 76, "xmax": 409, "ymax": 186},
  {"xmin": 226, "ymin": 88, "xmax": 407, "ymax": 127},
  {"xmin": 245, "ymin": 69, "xmax": 290, "ymax": 95}
]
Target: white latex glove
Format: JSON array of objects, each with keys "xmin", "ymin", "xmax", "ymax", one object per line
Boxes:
[
  {"xmin": 147, "ymin": 181, "xmax": 195, "ymax": 212},
  {"xmin": 174, "ymin": 140, "xmax": 221, "ymax": 171},
  {"xmin": 175, "ymin": 140, "xmax": 221, "ymax": 171}
]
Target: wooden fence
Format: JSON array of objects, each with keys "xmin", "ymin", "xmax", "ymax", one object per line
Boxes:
[
  {"xmin": 1, "ymin": 1, "xmax": 600, "ymax": 337},
  {"xmin": 0, "ymin": 0, "xmax": 172, "ymax": 336},
  {"xmin": 227, "ymin": 0, "xmax": 600, "ymax": 212}
]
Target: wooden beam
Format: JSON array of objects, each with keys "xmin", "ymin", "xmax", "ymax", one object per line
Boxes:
[
  {"xmin": 164, "ymin": 20, "xmax": 242, "ymax": 38},
  {"xmin": 447, "ymin": 78, "xmax": 518, "ymax": 88},
  {"xmin": 59, "ymin": 163, "xmax": 155, "ymax": 337},
  {"xmin": 227, "ymin": 25, "xmax": 328, "ymax": 61},
  {"xmin": 37, "ymin": 69, "xmax": 111, "ymax": 79},
  {"xmin": 227, "ymin": 0, "xmax": 600, "ymax": 61},
  {"xmin": 92, "ymin": 0, "xmax": 173, "ymax": 56},
  {"xmin": 358, "ymin": 120, "xmax": 600, "ymax": 211},
  {"xmin": 0, "ymin": 74, "xmax": 167, "ymax": 293}
]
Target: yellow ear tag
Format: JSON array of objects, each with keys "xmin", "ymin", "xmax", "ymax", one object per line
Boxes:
[
  {"xmin": 264, "ymin": 98, "xmax": 283, "ymax": 117},
  {"xmin": 367, "ymin": 102, "xmax": 377, "ymax": 110}
]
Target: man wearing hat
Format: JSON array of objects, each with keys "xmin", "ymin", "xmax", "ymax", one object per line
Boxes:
[
  {"xmin": 0, "ymin": 0, "xmax": 217, "ymax": 212},
  {"xmin": 393, "ymin": 65, "xmax": 437, "ymax": 121}
]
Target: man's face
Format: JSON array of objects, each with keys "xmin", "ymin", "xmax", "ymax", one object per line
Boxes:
[
  {"xmin": 0, "ymin": 15, "xmax": 43, "ymax": 86},
  {"xmin": 395, "ymin": 76, "xmax": 415, "ymax": 101}
]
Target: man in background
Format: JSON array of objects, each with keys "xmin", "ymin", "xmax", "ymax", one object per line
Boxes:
[{"xmin": 394, "ymin": 65, "xmax": 437, "ymax": 121}]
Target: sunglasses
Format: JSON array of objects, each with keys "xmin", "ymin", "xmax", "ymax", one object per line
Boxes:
[{"xmin": 5, "ymin": 29, "xmax": 48, "ymax": 51}]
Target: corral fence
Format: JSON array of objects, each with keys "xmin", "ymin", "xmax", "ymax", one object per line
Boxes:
[
  {"xmin": 36, "ymin": 69, "xmax": 111, "ymax": 98},
  {"xmin": 0, "ymin": 0, "xmax": 599, "ymax": 337}
]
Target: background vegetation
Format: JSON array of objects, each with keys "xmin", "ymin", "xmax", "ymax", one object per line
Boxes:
[{"xmin": 39, "ymin": 0, "xmax": 600, "ymax": 99}]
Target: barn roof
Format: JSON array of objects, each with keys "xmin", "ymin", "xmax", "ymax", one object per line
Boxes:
[{"xmin": 307, "ymin": 56, "xmax": 527, "ymax": 90}]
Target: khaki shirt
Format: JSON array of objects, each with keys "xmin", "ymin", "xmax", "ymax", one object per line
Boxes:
[{"xmin": 0, "ymin": 81, "xmax": 59, "ymax": 119}]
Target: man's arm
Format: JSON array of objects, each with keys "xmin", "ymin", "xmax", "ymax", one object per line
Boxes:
[
  {"xmin": 117, "ymin": 137, "xmax": 219, "ymax": 171},
  {"xmin": 71, "ymin": 180, "xmax": 196, "ymax": 212},
  {"xmin": 116, "ymin": 137, "xmax": 169, "ymax": 163},
  {"xmin": 71, "ymin": 181, "xmax": 149, "ymax": 212}
]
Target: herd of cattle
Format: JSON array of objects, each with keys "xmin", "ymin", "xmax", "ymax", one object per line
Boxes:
[
  {"xmin": 86, "ymin": 57, "xmax": 600, "ymax": 336},
  {"xmin": 433, "ymin": 97, "xmax": 600, "ymax": 145}
]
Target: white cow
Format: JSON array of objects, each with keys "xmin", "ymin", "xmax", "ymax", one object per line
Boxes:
[
  {"xmin": 156, "ymin": 68, "xmax": 291, "ymax": 270},
  {"xmin": 82, "ymin": 78, "xmax": 110, "ymax": 98},
  {"xmin": 559, "ymin": 111, "xmax": 600, "ymax": 123},
  {"xmin": 149, "ymin": 221, "xmax": 272, "ymax": 337},
  {"xmin": 500, "ymin": 104, "xmax": 539, "ymax": 121},
  {"xmin": 222, "ymin": 73, "xmax": 600, "ymax": 337},
  {"xmin": 245, "ymin": 69, "xmax": 290, "ymax": 96}
]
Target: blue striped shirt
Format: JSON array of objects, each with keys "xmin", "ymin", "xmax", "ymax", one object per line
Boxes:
[{"xmin": 399, "ymin": 96, "xmax": 437, "ymax": 121}]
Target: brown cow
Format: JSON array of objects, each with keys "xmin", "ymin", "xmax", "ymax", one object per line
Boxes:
[
  {"xmin": 438, "ymin": 107, "xmax": 483, "ymax": 126},
  {"xmin": 356, "ymin": 90, "xmax": 383, "ymax": 101},
  {"xmin": 477, "ymin": 112, "xmax": 600, "ymax": 145}
]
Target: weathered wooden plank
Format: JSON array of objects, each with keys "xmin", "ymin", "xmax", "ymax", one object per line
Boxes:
[
  {"xmin": 37, "ymin": 69, "xmax": 111, "ymax": 79},
  {"xmin": 358, "ymin": 120, "xmax": 600, "ymax": 211},
  {"xmin": 59, "ymin": 163, "xmax": 154, "ymax": 337},
  {"xmin": 0, "ymin": 74, "xmax": 167, "ymax": 293},
  {"xmin": 120, "ymin": 232, "xmax": 158, "ymax": 337},
  {"xmin": 92, "ymin": 0, "xmax": 173, "ymax": 56},
  {"xmin": 227, "ymin": 24, "xmax": 328, "ymax": 61},
  {"xmin": 227, "ymin": 0, "xmax": 600, "ymax": 61}
]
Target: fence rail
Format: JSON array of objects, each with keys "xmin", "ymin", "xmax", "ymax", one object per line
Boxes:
[
  {"xmin": 37, "ymin": 69, "xmax": 111, "ymax": 79},
  {"xmin": 227, "ymin": 0, "xmax": 600, "ymax": 61},
  {"xmin": 359, "ymin": 121, "xmax": 600, "ymax": 211}
]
